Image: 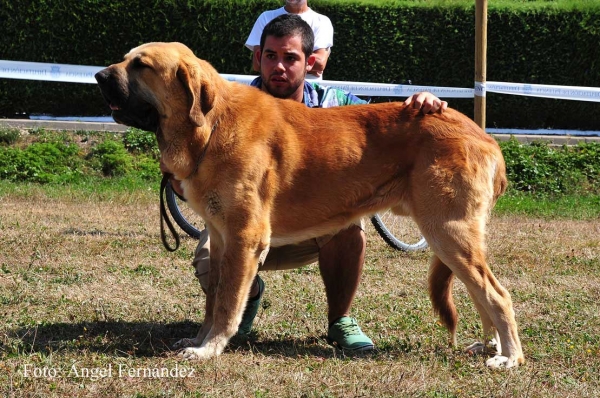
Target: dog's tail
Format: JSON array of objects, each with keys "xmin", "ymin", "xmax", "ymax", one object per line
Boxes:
[
  {"xmin": 428, "ymin": 255, "xmax": 458, "ymax": 346},
  {"xmin": 492, "ymin": 149, "xmax": 508, "ymax": 205}
]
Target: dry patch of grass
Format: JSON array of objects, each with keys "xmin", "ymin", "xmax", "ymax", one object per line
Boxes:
[{"xmin": 1, "ymin": 191, "xmax": 599, "ymax": 397}]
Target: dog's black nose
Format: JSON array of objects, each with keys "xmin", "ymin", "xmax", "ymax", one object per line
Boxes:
[{"xmin": 95, "ymin": 68, "xmax": 111, "ymax": 85}]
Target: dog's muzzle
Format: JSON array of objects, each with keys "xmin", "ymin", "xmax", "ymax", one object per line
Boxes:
[{"xmin": 95, "ymin": 67, "xmax": 159, "ymax": 133}]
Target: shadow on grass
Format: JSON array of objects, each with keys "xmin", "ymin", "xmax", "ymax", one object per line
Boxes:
[
  {"xmin": 62, "ymin": 227, "xmax": 156, "ymax": 238},
  {"xmin": 3, "ymin": 321, "xmax": 197, "ymax": 358},
  {"xmin": 3, "ymin": 321, "xmax": 361, "ymax": 360}
]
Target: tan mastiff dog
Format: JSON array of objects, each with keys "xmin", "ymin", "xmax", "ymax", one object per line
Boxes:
[{"xmin": 95, "ymin": 42, "xmax": 524, "ymax": 368}]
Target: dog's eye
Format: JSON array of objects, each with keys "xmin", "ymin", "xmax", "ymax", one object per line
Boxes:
[{"xmin": 133, "ymin": 58, "xmax": 151, "ymax": 69}]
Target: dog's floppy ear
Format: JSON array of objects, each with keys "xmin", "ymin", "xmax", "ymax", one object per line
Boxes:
[{"xmin": 176, "ymin": 59, "xmax": 214, "ymax": 127}]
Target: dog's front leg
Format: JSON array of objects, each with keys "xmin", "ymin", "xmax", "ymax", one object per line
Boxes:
[{"xmin": 180, "ymin": 231, "xmax": 264, "ymax": 360}]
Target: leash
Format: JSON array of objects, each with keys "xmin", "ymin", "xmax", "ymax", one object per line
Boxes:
[
  {"xmin": 158, "ymin": 119, "xmax": 219, "ymax": 252},
  {"xmin": 159, "ymin": 173, "xmax": 180, "ymax": 252}
]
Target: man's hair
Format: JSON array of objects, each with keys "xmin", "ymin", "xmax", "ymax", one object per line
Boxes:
[{"xmin": 259, "ymin": 14, "xmax": 315, "ymax": 59}]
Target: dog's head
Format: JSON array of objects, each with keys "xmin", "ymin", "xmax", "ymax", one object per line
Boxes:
[{"xmin": 95, "ymin": 42, "xmax": 216, "ymax": 133}]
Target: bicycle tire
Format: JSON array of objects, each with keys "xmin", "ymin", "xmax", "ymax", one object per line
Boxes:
[
  {"xmin": 371, "ymin": 211, "xmax": 428, "ymax": 252},
  {"xmin": 165, "ymin": 181, "xmax": 208, "ymax": 240}
]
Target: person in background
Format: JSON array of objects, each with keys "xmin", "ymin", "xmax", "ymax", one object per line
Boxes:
[
  {"xmin": 163, "ymin": 14, "xmax": 447, "ymax": 352},
  {"xmin": 245, "ymin": 0, "xmax": 333, "ymax": 80}
]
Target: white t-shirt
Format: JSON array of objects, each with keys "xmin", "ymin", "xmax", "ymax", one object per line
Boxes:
[{"xmin": 245, "ymin": 7, "xmax": 334, "ymax": 52}]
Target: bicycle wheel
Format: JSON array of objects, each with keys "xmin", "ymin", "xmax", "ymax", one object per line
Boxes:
[
  {"xmin": 164, "ymin": 181, "xmax": 208, "ymax": 240},
  {"xmin": 371, "ymin": 210, "xmax": 428, "ymax": 252}
]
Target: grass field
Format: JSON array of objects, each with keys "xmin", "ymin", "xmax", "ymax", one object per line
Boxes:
[{"xmin": 0, "ymin": 185, "xmax": 599, "ymax": 397}]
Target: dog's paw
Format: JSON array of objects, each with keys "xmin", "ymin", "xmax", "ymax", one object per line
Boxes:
[
  {"xmin": 485, "ymin": 355, "xmax": 521, "ymax": 369},
  {"xmin": 179, "ymin": 347, "xmax": 213, "ymax": 361},
  {"xmin": 465, "ymin": 341, "xmax": 486, "ymax": 355},
  {"xmin": 465, "ymin": 339, "xmax": 500, "ymax": 356},
  {"xmin": 173, "ymin": 338, "xmax": 201, "ymax": 349}
]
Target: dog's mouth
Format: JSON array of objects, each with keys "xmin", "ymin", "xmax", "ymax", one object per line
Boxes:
[
  {"xmin": 95, "ymin": 68, "xmax": 159, "ymax": 132},
  {"xmin": 101, "ymin": 95, "xmax": 123, "ymax": 113},
  {"xmin": 110, "ymin": 99, "xmax": 159, "ymax": 133}
]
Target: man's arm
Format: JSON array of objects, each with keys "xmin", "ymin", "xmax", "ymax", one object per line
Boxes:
[
  {"xmin": 310, "ymin": 15, "xmax": 334, "ymax": 78},
  {"xmin": 308, "ymin": 47, "xmax": 331, "ymax": 78},
  {"xmin": 251, "ymin": 45, "xmax": 261, "ymax": 72},
  {"xmin": 246, "ymin": 12, "xmax": 271, "ymax": 72}
]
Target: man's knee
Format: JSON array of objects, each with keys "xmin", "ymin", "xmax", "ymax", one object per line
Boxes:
[
  {"xmin": 343, "ymin": 223, "xmax": 365, "ymax": 240},
  {"xmin": 327, "ymin": 224, "xmax": 365, "ymax": 249},
  {"xmin": 318, "ymin": 224, "xmax": 366, "ymax": 268},
  {"xmin": 192, "ymin": 238, "xmax": 210, "ymax": 292}
]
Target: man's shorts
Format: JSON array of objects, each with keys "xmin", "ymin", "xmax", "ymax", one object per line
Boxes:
[{"xmin": 192, "ymin": 221, "xmax": 364, "ymax": 290}]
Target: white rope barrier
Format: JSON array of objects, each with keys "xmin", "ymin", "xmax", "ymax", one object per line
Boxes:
[
  {"xmin": 0, "ymin": 60, "xmax": 101, "ymax": 84},
  {"xmin": 220, "ymin": 74, "xmax": 475, "ymax": 98},
  {"xmin": 2, "ymin": 59, "xmax": 599, "ymax": 102},
  {"xmin": 486, "ymin": 81, "xmax": 600, "ymax": 103}
]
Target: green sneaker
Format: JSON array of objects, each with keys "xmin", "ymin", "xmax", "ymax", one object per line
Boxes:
[
  {"xmin": 237, "ymin": 275, "xmax": 265, "ymax": 335},
  {"xmin": 327, "ymin": 316, "xmax": 374, "ymax": 351}
]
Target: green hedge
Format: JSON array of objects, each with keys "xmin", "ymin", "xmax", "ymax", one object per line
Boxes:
[
  {"xmin": 499, "ymin": 139, "xmax": 600, "ymax": 195},
  {"xmin": 0, "ymin": 127, "xmax": 160, "ymax": 183},
  {"xmin": 1, "ymin": 0, "xmax": 599, "ymax": 130}
]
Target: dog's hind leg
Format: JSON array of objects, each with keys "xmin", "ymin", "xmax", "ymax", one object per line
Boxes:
[
  {"xmin": 429, "ymin": 254, "xmax": 499, "ymax": 351},
  {"xmin": 412, "ymin": 141, "xmax": 522, "ymax": 367},
  {"xmin": 465, "ymin": 268, "xmax": 521, "ymax": 368},
  {"xmin": 429, "ymin": 255, "xmax": 502, "ymax": 353},
  {"xmin": 423, "ymin": 218, "xmax": 524, "ymax": 368},
  {"xmin": 463, "ymin": 287, "xmax": 503, "ymax": 357}
]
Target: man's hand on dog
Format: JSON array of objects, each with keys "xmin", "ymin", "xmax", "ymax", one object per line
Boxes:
[
  {"xmin": 404, "ymin": 92, "xmax": 449, "ymax": 114},
  {"xmin": 160, "ymin": 159, "xmax": 184, "ymax": 197}
]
